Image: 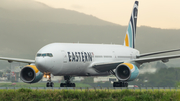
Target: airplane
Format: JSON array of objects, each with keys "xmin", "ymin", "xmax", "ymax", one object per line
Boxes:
[{"xmin": 1, "ymin": 1, "xmax": 180, "ymax": 87}]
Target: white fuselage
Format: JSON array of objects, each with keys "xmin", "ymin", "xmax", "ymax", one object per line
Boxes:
[{"xmin": 35, "ymin": 43, "xmax": 140, "ymax": 76}]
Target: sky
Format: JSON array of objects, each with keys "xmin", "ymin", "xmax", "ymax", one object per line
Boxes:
[{"xmin": 35, "ymin": 0, "xmax": 180, "ymax": 29}]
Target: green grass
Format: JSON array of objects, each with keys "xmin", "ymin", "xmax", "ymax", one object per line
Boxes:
[
  {"xmin": 0, "ymin": 82, "xmax": 91, "ymax": 87},
  {"xmin": 0, "ymin": 88, "xmax": 179, "ymax": 101}
]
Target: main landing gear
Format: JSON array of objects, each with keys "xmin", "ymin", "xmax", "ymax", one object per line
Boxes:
[
  {"xmin": 113, "ymin": 81, "xmax": 128, "ymax": 87},
  {"xmin": 110, "ymin": 70, "xmax": 128, "ymax": 87},
  {"xmin": 60, "ymin": 76, "xmax": 75, "ymax": 87},
  {"xmin": 45, "ymin": 73, "xmax": 54, "ymax": 87},
  {"xmin": 44, "ymin": 73, "xmax": 75, "ymax": 87}
]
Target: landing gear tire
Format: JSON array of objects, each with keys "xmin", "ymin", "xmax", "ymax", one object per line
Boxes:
[
  {"xmin": 60, "ymin": 76, "xmax": 76, "ymax": 87},
  {"xmin": 60, "ymin": 83, "xmax": 76, "ymax": 87},
  {"xmin": 113, "ymin": 82, "xmax": 128, "ymax": 87},
  {"xmin": 46, "ymin": 82, "xmax": 50, "ymax": 87},
  {"xmin": 72, "ymin": 83, "xmax": 75, "ymax": 87},
  {"xmin": 50, "ymin": 82, "xmax": 54, "ymax": 87},
  {"xmin": 46, "ymin": 82, "xmax": 54, "ymax": 87},
  {"xmin": 60, "ymin": 83, "xmax": 65, "ymax": 87},
  {"xmin": 125, "ymin": 82, "xmax": 128, "ymax": 87}
]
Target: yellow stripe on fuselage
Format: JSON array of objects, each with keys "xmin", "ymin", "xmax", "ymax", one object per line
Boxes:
[
  {"xmin": 27, "ymin": 65, "xmax": 39, "ymax": 73},
  {"xmin": 125, "ymin": 33, "xmax": 129, "ymax": 47},
  {"xmin": 122, "ymin": 63, "xmax": 133, "ymax": 70}
]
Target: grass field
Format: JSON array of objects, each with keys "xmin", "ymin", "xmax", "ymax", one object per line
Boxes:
[
  {"xmin": 0, "ymin": 82, "xmax": 91, "ymax": 87},
  {"xmin": 0, "ymin": 88, "xmax": 179, "ymax": 101}
]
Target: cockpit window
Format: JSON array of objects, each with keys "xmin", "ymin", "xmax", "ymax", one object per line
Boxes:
[
  {"xmin": 50, "ymin": 53, "xmax": 53, "ymax": 57},
  {"xmin": 47, "ymin": 53, "xmax": 50, "ymax": 57},
  {"xmin": 37, "ymin": 53, "xmax": 41, "ymax": 57},
  {"xmin": 42, "ymin": 53, "xmax": 47, "ymax": 57},
  {"xmin": 47, "ymin": 53, "xmax": 53, "ymax": 57},
  {"xmin": 37, "ymin": 53, "xmax": 53, "ymax": 57}
]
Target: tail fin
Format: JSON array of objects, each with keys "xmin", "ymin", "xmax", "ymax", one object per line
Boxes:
[{"xmin": 124, "ymin": 1, "xmax": 138, "ymax": 48}]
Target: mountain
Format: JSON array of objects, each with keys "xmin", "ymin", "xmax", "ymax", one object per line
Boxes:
[
  {"xmin": 0, "ymin": 0, "xmax": 117, "ymax": 26},
  {"xmin": 0, "ymin": 0, "xmax": 51, "ymax": 10},
  {"xmin": 0, "ymin": 0, "xmax": 180, "ymax": 69}
]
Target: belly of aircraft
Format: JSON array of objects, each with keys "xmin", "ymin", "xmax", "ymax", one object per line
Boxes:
[{"xmin": 51, "ymin": 62, "xmax": 110, "ymax": 76}]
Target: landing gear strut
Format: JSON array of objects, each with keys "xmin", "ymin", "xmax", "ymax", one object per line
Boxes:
[
  {"xmin": 113, "ymin": 81, "xmax": 128, "ymax": 87},
  {"xmin": 60, "ymin": 76, "xmax": 75, "ymax": 87},
  {"xmin": 45, "ymin": 73, "xmax": 54, "ymax": 87}
]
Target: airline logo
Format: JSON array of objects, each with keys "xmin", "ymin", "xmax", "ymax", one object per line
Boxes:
[{"xmin": 67, "ymin": 52, "xmax": 93, "ymax": 62}]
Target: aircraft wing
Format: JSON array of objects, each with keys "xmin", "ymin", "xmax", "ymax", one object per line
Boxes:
[
  {"xmin": 0, "ymin": 57, "xmax": 35, "ymax": 64},
  {"xmin": 92, "ymin": 54, "xmax": 180, "ymax": 72},
  {"xmin": 133, "ymin": 54, "xmax": 180, "ymax": 64},
  {"xmin": 137, "ymin": 49, "xmax": 180, "ymax": 58},
  {"xmin": 92, "ymin": 61, "xmax": 123, "ymax": 72}
]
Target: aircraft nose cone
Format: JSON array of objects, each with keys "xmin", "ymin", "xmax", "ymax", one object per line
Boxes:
[{"xmin": 35, "ymin": 58, "xmax": 48, "ymax": 72}]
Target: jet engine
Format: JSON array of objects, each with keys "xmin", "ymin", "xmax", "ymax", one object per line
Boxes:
[
  {"xmin": 20, "ymin": 65, "xmax": 43, "ymax": 83},
  {"xmin": 115, "ymin": 63, "xmax": 139, "ymax": 81}
]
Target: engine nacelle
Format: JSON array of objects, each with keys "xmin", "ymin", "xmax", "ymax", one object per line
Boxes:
[
  {"xmin": 115, "ymin": 63, "xmax": 139, "ymax": 81},
  {"xmin": 20, "ymin": 65, "xmax": 43, "ymax": 83}
]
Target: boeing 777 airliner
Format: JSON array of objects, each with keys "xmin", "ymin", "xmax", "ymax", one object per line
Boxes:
[{"xmin": 1, "ymin": 1, "xmax": 180, "ymax": 87}]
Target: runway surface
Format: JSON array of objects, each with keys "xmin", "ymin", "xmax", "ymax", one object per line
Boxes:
[{"xmin": 0, "ymin": 87, "xmax": 179, "ymax": 90}]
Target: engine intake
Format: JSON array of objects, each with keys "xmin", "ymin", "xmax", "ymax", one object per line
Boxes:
[
  {"xmin": 20, "ymin": 65, "xmax": 43, "ymax": 83},
  {"xmin": 116, "ymin": 65, "xmax": 130, "ymax": 80},
  {"xmin": 115, "ymin": 63, "xmax": 139, "ymax": 81}
]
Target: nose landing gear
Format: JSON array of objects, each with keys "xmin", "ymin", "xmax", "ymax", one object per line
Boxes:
[
  {"xmin": 60, "ymin": 76, "xmax": 75, "ymax": 87},
  {"xmin": 46, "ymin": 81, "xmax": 54, "ymax": 87},
  {"xmin": 44, "ymin": 72, "xmax": 54, "ymax": 87}
]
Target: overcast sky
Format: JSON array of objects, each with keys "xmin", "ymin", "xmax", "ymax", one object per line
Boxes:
[{"xmin": 35, "ymin": 0, "xmax": 180, "ymax": 29}]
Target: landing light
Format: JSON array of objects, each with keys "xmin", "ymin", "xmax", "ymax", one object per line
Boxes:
[
  {"xmin": 44, "ymin": 72, "xmax": 51, "ymax": 79},
  {"xmin": 43, "ymin": 74, "xmax": 47, "ymax": 78},
  {"xmin": 47, "ymin": 75, "xmax": 50, "ymax": 79}
]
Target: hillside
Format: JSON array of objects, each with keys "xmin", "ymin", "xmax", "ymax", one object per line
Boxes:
[
  {"xmin": 0, "ymin": 0, "xmax": 116, "ymax": 26},
  {"xmin": 0, "ymin": 0, "xmax": 180, "ymax": 69}
]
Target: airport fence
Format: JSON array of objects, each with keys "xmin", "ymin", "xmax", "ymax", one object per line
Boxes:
[{"xmin": 0, "ymin": 87, "xmax": 180, "ymax": 91}]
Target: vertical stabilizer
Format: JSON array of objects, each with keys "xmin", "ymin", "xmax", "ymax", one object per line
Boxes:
[{"xmin": 124, "ymin": 1, "xmax": 138, "ymax": 48}]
